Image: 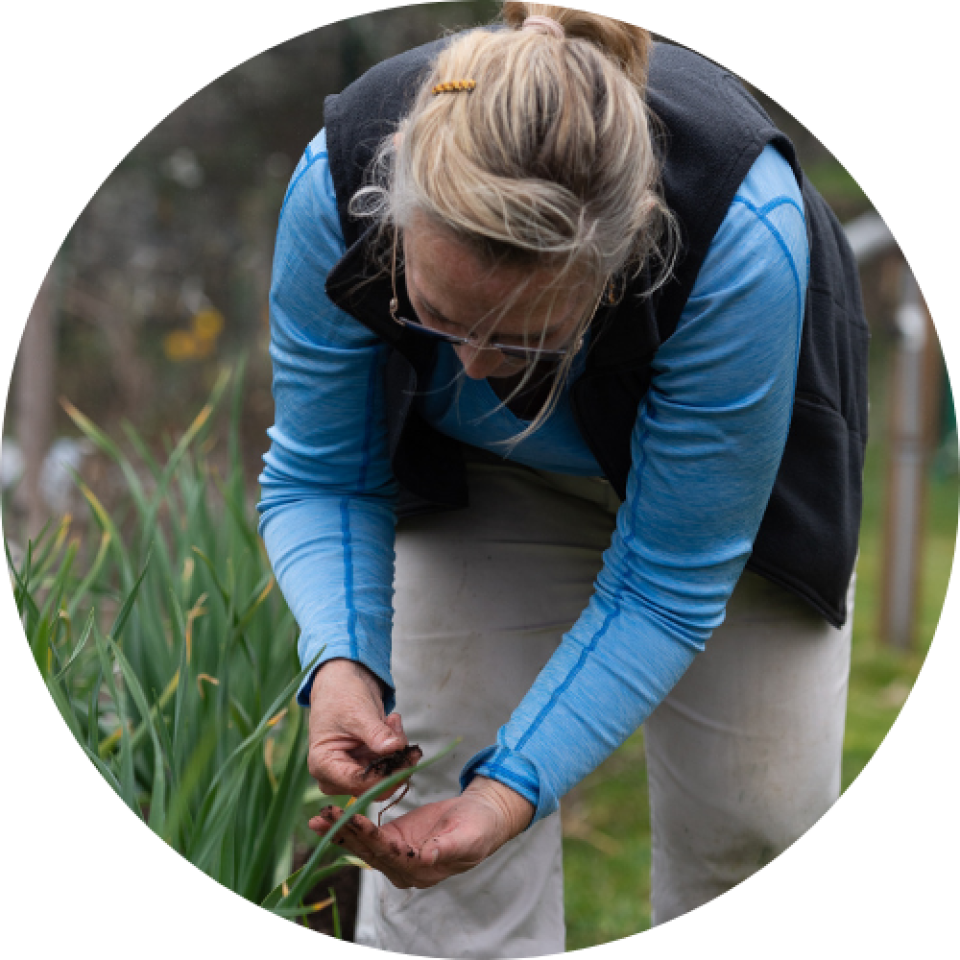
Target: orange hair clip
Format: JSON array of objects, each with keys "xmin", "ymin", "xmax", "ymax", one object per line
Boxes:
[{"xmin": 431, "ymin": 79, "xmax": 477, "ymax": 95}]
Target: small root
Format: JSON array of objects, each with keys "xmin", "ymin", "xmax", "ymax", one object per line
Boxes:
[{"xmin": 377, "ymin": 781, "xmax": 410, "ymax": 827}]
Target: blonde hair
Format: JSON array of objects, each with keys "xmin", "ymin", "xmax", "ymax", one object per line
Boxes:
[{"xmin": 352, "ymin": 3, "xmax": 676, "ymax": 442}]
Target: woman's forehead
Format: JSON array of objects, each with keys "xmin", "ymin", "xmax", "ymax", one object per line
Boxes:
[{"xmin": 403, "ymin": 216, "xmax": 588, "ymax": 333}]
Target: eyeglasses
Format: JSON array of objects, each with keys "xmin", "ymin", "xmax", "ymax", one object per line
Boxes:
[{"xmin": 388, "ymin": 236, "xmax": 591, "ymax": 363}]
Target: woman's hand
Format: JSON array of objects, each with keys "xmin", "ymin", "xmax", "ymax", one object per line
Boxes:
[
  {"xmin": 307, "ymin": 658, "xmax": 415, "ymax": 800},
  {"xmin": 308, "ymin": 776, "xmax": 535, "ymax": 889}
]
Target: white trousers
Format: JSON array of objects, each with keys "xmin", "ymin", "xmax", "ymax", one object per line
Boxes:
[{"xmin": 355, "ymin": 460, "xmax": 853, "ymax": 958}]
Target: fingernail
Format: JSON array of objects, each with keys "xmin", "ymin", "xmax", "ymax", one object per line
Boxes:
[{"xmin": 428, "ymin": 847, "xmax": 439, "ymax": 866}]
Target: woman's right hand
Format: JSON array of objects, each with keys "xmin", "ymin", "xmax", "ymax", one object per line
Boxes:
[{"xmin": 307, "ymin": 658, "xmax": 411, "ymax": 799}]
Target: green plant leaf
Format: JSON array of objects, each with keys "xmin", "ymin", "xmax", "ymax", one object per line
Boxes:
[
  {"xmin": 32, "ymin": 541, "xmax": 79, "ymax": 677},
  {"xmin": 270, "ymin": 891, "xmax": 343, "ymax": 921},
  {"xmin": 329, "ymin": 886, "xmax": 342, "ymax": 939},
  {"xmin": 75, "ymin": 477, "xmax": 133, "ymax": 587},
  {"xmin": 202, "ymin": 674, "xmax": 302, "ymax": 801},
  {"xmin": 191, "ymin": 546, "xmax": 230, "ymax": 607},
  {"xmin": 170, "ymin": 615, "xmax": 190, "ymax": 770},
  {"xmin": 93, "ymin": 625, "xmax": 138, "ymax": 814},
  {"xmin": 9, "ymin": 538, "xmax": 41, "ymax": 628},
  {"xmin": 228, "ymin": 698, "xmax": 253, "ymax": 741},
  {"xmin": 80, "ymin": 741, "xmax": 124, "ymax": 795},
  {"xmin": 30, "ymin": 612, "xmax": 55, "ymax": 680},
  {"xmin": 162, "ymin": 724, "xmax": 219, "ymax": 852},
  {"xmin": 103, "ymin": 634, "xmax": 170, "ymax": 836},
  {"xmin": 238, "ymin": 707, "xmax": 311, "ymax": 900},
  {"xmin": 260, "ymin": 857, "xmax": 354, "ymax": 912},
  {"xmin": 211, "ymin": 469, "xmax": 260, "ymax": 558},
  {"xmin": 61, "ymin": 397, "xmax": 149, "ymax": 513},
  {"xmin": 45, "ymin": 670, "xmax": 86, "ymax": 743},
  {"xmin": 66, "ymin": 530, "xmax": 112, "ymax": 621},
  {"xmin": 54, "ymin": 608, "xmax": 96, "ymax": 682},
  {"xmin": 120, "ymin": 419, "xmax": 163, "ymax": 481},
  {"xmin": 32, "ymin": 515, "xmax": 73, "ymax": 581},
  {"xmin": 188, "ymin": 749, "xmax": 255, "ymax": 874},
  {"xmin": 156, "ymin": 367, "xmax": 231, "ymax": 494},
  {"xmin": 108, "ymin": 548, "xmax": 152, "ymax": 644},
  {"xmin": 186, "ymin": 655, "xmax": 319, "ymax": 868}
]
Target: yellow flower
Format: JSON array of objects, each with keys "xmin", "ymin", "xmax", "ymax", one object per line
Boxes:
[
  {"xmin": 163, "ymin": 330, "xmax": 199, "ymax": 361},
  {"xmin": 164, "ymin": 308, "xmax": 223, "ymax": 362},
  {"xmin": 192, "ymin": 308, "xmax": 225, "ymax": 342}
]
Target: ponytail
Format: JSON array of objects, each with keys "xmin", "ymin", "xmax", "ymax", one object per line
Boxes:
[{"xmin": 501, "ymin": 2, "xmax": 651, "ymax": 90}]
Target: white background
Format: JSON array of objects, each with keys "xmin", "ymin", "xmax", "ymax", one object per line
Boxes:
[{"xmin": 2, "ymin": 1, "xmax": 957, "ymax": 956}]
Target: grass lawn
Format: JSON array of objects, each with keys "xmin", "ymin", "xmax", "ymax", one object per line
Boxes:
[{"xmin": 561, "ymin": 339, "xmax": 959, "ymax": 951}]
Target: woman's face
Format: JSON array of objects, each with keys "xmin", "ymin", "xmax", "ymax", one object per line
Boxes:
[{"xmin": 403, "ymin": 214, "xmax": 594, "ymax": 380}]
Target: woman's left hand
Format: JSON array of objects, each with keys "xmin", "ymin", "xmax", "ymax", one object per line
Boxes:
[{"xmin": 308, "ymin": 776, "xmax": 534, "ymax": 889}]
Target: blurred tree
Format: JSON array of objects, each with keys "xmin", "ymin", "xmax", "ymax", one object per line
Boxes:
[{"xmin": 29, "ymin": 4, "xmax": 498, "ymax": 443}]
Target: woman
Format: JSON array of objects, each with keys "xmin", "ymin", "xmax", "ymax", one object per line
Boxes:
[{"xmin": 258, "ymin": 4, "xmax": 868, "ymax": 956}]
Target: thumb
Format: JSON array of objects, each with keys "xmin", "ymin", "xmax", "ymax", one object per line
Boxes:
[
  {"xmin": 384, "ymin": 712, "xmax": 407, "ymax": 740},
  {"xmin": 419, "ymin": 837, "xmax": 444, "ymax": 866},
  {"xmin": 357, "ymin": 712, "xmax": 405, "ymax": 754},
  {"xmin": 418, "ymin": 815, "xmax": 466, "ymax": 868},
  {"xmin": 420, "ymin": 829, "xmax": 466, "ymax": 869}
]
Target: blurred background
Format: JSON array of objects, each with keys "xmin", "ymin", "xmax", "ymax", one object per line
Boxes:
[{"xmin": 4, "ymin": 2, "xmax": 957, "ymax": 949}]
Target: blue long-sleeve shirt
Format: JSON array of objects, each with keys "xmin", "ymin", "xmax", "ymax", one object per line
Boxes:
[{"xmin": 258, "ymin": 128, "xmax": 808, "ymax": 822}]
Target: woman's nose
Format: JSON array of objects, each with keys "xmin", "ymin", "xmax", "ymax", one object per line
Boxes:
[{"xmin": 456, "ymin": 343, "xmax": 502, "ymax": 379}]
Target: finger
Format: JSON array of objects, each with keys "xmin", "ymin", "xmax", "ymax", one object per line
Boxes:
[
  {"xmin": 309, "ymin": 807, "xmax": 388, "ymax": 855},
  {"xmin": 418, "ymin": 827, "xmax": 486, "ymax": 877},
  {"xmin": 384, "ymin": 713, "xmax": 406, "ymax": 739},
  {"xmin": 331, "ymin": 813, "xmax": 424, "ymax": 887},
  {"xmin": 355, "ymin": 712, "xmax": 405, "ymax": 756},
  {"xmin": 307, "ymin": 752, "xmax": 370, "ymax": 797},
  {"xmin": 342, "ymin": 812, "xmax": 405, "ymax": 857},
  {"xmin": 308, "ymin": 805, "xmax": 352, "ymax": 848}
]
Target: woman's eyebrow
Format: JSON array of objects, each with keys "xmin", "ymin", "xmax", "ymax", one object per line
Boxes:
[
  {"xmin": 417, "ymin": 291, "xmax": 568, "ymax": 343},
  {"xmin": 492, "ymin": 325, "xmax": 567, "ymax": 345},
  {"xmin": 417, "ymin": 293, "xmax": 462, "ymax": 331}
]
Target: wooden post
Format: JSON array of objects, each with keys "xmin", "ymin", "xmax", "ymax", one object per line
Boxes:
[
  {"xmin": 879, "ymin": 267, "xmax": 942, "ymax": 647},
  {"xmin": 13, "ymin": 266, "xmax": 58, "ymax": 542}
]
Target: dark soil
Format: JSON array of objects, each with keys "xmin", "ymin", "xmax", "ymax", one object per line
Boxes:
[{"xmin": 362, "ymin": 743, "xmax": 422, "ymax": 779}]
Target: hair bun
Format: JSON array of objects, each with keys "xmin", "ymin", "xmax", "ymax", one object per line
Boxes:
[
  {"xmin": 502, "ymin": 2, "xmax": 651, "ymax": 90},
  {"xmin": 521, "ymin": 14, "xmax": 565, "ymax": 40}
]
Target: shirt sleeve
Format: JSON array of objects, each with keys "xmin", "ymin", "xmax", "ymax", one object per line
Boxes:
[
  {"xmin": 257, "ymin": 129, "xmax": 400, "ymax": 710},
  {"xmin": 461, "ymin": 146, "xmax": 810, "ymax": 821}
]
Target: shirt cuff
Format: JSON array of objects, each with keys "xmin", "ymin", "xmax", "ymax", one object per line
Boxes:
[
  {"xmin": 460, "ymin": 744, "xmax": 558, "ymax": 825},
  {"xmin": 296, "ymin": 632, "xmax": 396, "ymax": 714}
]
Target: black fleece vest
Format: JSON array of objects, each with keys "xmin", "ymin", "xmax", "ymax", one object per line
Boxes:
[{"xmin": 322, "ymin": 37, "xmax": 869, "ymax": 628}]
